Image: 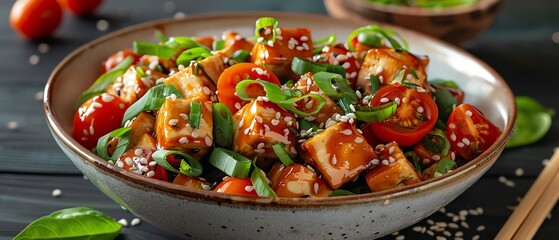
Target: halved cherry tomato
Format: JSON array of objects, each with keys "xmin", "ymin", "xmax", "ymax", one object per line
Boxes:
[
  {"xmin": 10, "ymin": 0, "xmax": 63, "ymax": 40},
  {"xmin": 217, "ymin": 63, "xmax": 280, "ymax": 113},
  {"xmin": 213, "ymin": 177, "xmax": 258, "ymax": 197},
  {"xmin": 102, "ymin": 48, "xmax": 141, "ymax": 73},
  {"xmin": 368, "ymin": 84, "xmax": 438, "ymax": 146},
  {"xmin": 446, "ymin": 104, "xmax": 501, "ymax": 161},
  {"xmin": 73, "ymin": 93, "xmax": 129, "ymax": 149},
  {"xmin": 58, "ymin": 0, "xmax": 103, "ymax": 15}
]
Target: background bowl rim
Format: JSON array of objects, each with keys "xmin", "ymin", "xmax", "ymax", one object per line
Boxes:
[
  {"xmin": 344, "ymin": 0, "xmax": 501, "ymax": 16},
  {"xmin": 43, "ymin": 11, "xmax": 516, "ymax": 207}
]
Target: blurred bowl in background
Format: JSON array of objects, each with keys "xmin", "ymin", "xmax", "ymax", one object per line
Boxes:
[{"xmin": 325, "ymin": 0, "xmax": 502, "ymax": 45}]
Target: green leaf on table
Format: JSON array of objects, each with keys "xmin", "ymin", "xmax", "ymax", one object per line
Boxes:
[
  {"xmin": 506, "ymin": 96, "xmax": 554, "ymax": 148},
  {"xmin": 14, "ymin": 207, "xmax": 121, "ymax": 240}
]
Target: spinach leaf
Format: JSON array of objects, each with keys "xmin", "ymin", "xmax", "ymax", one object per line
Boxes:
[
  {"xmin": 14, "ymin": 207, "xmax": 121, "ymax": 240},
  {"xmin": 506, "ymin": 96, "xmax": 554, "ymax": 148}
]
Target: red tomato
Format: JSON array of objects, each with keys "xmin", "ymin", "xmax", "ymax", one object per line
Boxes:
[
  {"xmin": 213, "ymin": 177, "xmax": 258, "ymax": 197},
  {"xmin": 58, "ymin": 0, "xmax": 103, "ymax": 15},
  {"xmin": 368, "ymin": 84, "xmax": 438, "ymax": 146},
  {"xmin": 102, "ymin": 48, "xmax": 141, "ymax": 73},
  {"xmin": 446, "ymin": 104, "xmax": 501, "ymax": 160},
  {"xmin": 73, "ymin": 93, "xmax": 129, "ymax": 149},
  {"xmin": 118, "ymin": 147, "xmax": 169, "ymax": 181},
  {"xmin": 10, "ymin": 0, "xmax": 63, "ymax": 40},
  {"xmin": 217, "ymin": 63, "xmax": 281, "ymax": 113},
  {"xmin": 316, "ymin": 44, "xmax": 361, "ymax": 87}
]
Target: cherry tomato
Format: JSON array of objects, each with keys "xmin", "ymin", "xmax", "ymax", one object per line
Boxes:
[
  {"xmin": 10, "ymin": 0, "xmax": 63, "ymax": 40},
  {"xmin": 368, "ymin": 84, "xmax": 438, "ymax": 146},
  {"xmin": 102, "ymin": 48, "xmax": 141, "ymax": 73},
  {"xmin": 73, "ymin": 93, "xmax": 129, "ymax": 149},
  {"xmin": 213, "ymin": 177, "xmax": 258, "ymax": 197},
  {"xmin": 58, "ymin": 0, "xmax": 103, "ymax": 15},
  {"xmin": 446, "ymin": 104, "xmax": 501, "ymax": 161},
  {"xmin": 217, "ymin": 63, "xmax": 280, "ymax": 113},
  {"xmin": 118, "ymin": 147, "xmax": 168, "ymax": 181}
]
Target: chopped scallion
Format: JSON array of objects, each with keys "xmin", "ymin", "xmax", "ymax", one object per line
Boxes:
[
  {"xmin": 231, "ymin": 50, "xmax": 250, "ymax": 63},
  {"xmin": 346, "ymin": 25, "xmax": 408, "ymax": 52},
  {"xmin": 291, "ymin": 57, "xmax": 346, "ymax": 77},
  {"xmin": 255, "ymin": 17, "xmax": 278, "ymax": 42},
  {"xmin": 152, "ymin": 149, "xmax": 203, "ymax": 177},
  {"xmin": 354, "ymin": 102, "xmax": 397, "ymax": 122},
  {"xmin": 96, "ymin": 127, "xmax": 131, "ymax": 163},
  {"xmin": 312, "ymin": 72, "xmax": 358, "ymax": 103},
  {"xmin": 329, "ymin": 189, "xmax": 355, "ymax": 197},
  {"xmin": 212, "ymin": 103, "xmax": 233, "ymax": 148},
  {"xmin": 208, "ymin": 147, "xmax": 252, "ymax": 178},
  {"xmin": 189, "ymin": 102, "xmax": 202, "ymax": 129},
  {"xmin": 272, "ymin": 143, "xmax": 295, "ymax": 166},
  {"xmin": 420, "ymin": 129, "xmax": 451, "ymax": 155},
  {"xmin": 433, "ymin": 157, "xmax": 457, "ymax": 178},
  {"xmin": 121, "ymin": 84, "xmax": 181, "ymax": 125},
  {"xmin": 176, "ymin": 47, "xmax": 212, "ymax": 67},
  {"xmin": 251, "ymin": 164, "xmax": 277, "ymax": 198},
  {"xmin": 133, "ymin": 41, "xmax": 176, "ymax": 59}
]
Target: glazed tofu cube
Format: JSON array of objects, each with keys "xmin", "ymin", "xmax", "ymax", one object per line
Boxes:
[
  {"xmin": 135, "ymin": 133, "xmax": 157, "ymax": 150},
  {"xmin": 233, "ymin": 99, "xmax": 297, "ymax": 169},
  {"xmin": 251, "ymin": 27, "xmax": 313, "ymax": 81},
  {"xmin": 268, "ymin": 163, "xmax": 331, "ymax": 198},
  {"xmin": 356, "ymin": 48, "xmax": 429, "ymax": 95},
  {"xmin": 292, "ymin": 73, "xmax": 344, "ymax": 125},
  {"xmin": 197, "ymin": 54, "xmax": 227, "ymax": 85},
  {"xmin": 365, "ymin": 141, "xmax": 422, "ymax": 192},
  {"xmin": 156, "ymin": 98, "xmax": 213, "ymax": 160},
  {"xmin": 139, "ymin": 54, "xmax": 177, "ymax": 73},
  {"xmin": 163, "ymin": 62, "xmax": 217, "ymax": 102},
  {"xmin": 106, "ymin": 65, "xmax": 168, "ymax": 105},
  {"xmin": 126, "ymin": 112, "xmax": 156, "ymax": 148},
  {"xmin": 172, "ymin": 173, "xmax": 211, "ymax": 190},
  {"xmin": 300, "ymin": 122, "xmax": 376, "ymax": 189},
  {"xmin": 217, "ymin": 31, "xmax": 255, "ymax": 57}
]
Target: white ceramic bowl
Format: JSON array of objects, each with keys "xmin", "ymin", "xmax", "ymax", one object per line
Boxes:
[{"xmin": 44, "ymin": 12, "xmax": 515, "ymax": 240}]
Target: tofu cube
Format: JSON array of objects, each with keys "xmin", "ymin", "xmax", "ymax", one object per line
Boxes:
[
  {"xmin": 251, "ymin": 27, "xmax": 314, "ymax": 81},
  {"xmin": 365, "ymin": 142, "xmax": 422, "ymax": 192},
  {"xmin": 268, "ymin": 163, "xmax": 331, "ymax": 198},
  {"xmin": 292, "ymin": 73, "xmax": 344, "ymax": 125},
  {"xmin": 233, "ymin": 99, "xmax": 297, "ymax": 169},
  {"xmin": 356, "ymin": 48, "xmax": 429, "ymax": 95},
  {"xmin": 156, "ymin": 98, "xmax": 213, "ymax": 160},
  {"xmin": 126, "ymin": 112, "xmax": 155, "ymax": 148},
  {"xmin": 163, "ymin": 62, "xmax": 217, "ymax": 102},
  {"xmin": 106, "ymin": 65, "xmax": 167, "ymax": 105},
  {"xmin": 197, "ymin": 54, "xmax": 227, "ymax": 85},
  {"xmin": 300, "ymin": 122, "xmax": 376, "ymax": 189}
]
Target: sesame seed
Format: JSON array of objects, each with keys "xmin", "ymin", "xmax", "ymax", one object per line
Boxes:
[
  {"xmin": 118, "ymin": 219, "xmax": 128, "ymax": 227},
  {"xmin": 89, "ymin": 126, "xmax": 95, "ymax": 135},
  {"xmin": 383, "ymin": 199, "xmax": 391, "ymax": 205},
  {"xmin": 179, "ymin": 137, "xmax": 188, "ymax": 144},
  {"xmin": 244, "ymin": 128, "xmax": 251, "ymax": 135},
  {"xmin": 203, "ymin": 87, "xmax": 211, "ymax": 95},
  {"xmin": 191, "ymin": 129, "xmax": 199, "ymax": 138},
  {"xmin": 465, "ymin": 110, "xmax": 473, "ymax": 117},
  {"xmin": 342, "ymin": 129, "xmax": 352, "ymax": 136},
  {"xmin": 130, "ymin": 217, "xmax": 141, "ymax": 226},
  {"xmin": 380, "ymin": 97, "xmax": 390, "ymax": 103},
  {"xmin": 460, "ymin": 221, "xmax": 469, "ymax": 229},
  {"xmin": 139, "ymin": 157, "xmax": 148, "ymax": 165},
  {"xmin": 449, "ymin": 123, "xmax": 456, "ymax": 129},
  {"xmin": 173, "ymin": 12, "xmax": 186, "ymax": 19},
  {"xmin": 264, "ymin": 28, "xmax": 272, "ymax": 35},
  {"xmin": 395, "ymin": 235, "xmax": 405, "ymax": 240},
  {"xmin": 462, "ymin": 138, "xmax": 471, "ymax": 145},
  {"xmin": 382, "ymin": 159, "xmax": 389, "ymax": 165},
  {"xmin": 125, "ymin": 157, "xmax": 134, "ymax": 166},
  {"xmin": 413, "ymin": 226, "xmax": 423, "ymax": 232},
  {"xmin": 472, "ymin": 235, "xmax": 480, "ymax": 240},
  {"xmin": 205, "ymin": 136, "xmax": 212, "ymax": 146},
  {"xmin": 476, "ymin": 225, "xmax": 485, "ymax": 231},
  {"xmin": 354, "ymin": 137, "xmax": 364, "ymax": 143},
  {"xmin": 254, "ymin": 149, "xmax": 265, "ymax": 154},
  {"xmin": 389, "ymin": 156, "xmax": 396, "ymax": 163},
  {"xmin": 271, "ymin": 119, "xmax": 280, "ymax": 126},
  {"xmin": 305, "ymin": 100, "xmax": 314, "ymax": 109},
  {"xmin": 448, "ymin": 223, "xmax": 459, "ymax": 229},
  {"xmin": 436, "ymin": 236, "xmax": 446, "ymax": 240},
  {"xmin": 245, "ymin": 185, "xmax": 255, "ymax": 192},
  {"xmin": 146, "ymin": 170, "xmax": 155, "ymax": 178},
  {"xmin": 255, "ymin": 116, "xmax": 263, "ymax": 123},
  {"xmin": 38, "ymin": 43, "xmax": 49, "ymax": 53},
  {"xmin": 427, "ymin": 219, "xmax": 435, "ymax": 225},
  {"xmin": 331, "ymin": 155, "xmax": 338, "ymax": 165},
  {"xmin": 29, "ymin": 54, "xmax": 40, "ymax": 65},
  {"xmin": 235, "ymin": 102, "xmax": 241, "ymax": 110},
  {"xmin": 300, "ymin": 36, "xmax": 308, "ymax": 41},
  {"xmin": 455, "ymin": 231, "xmax": 463, "ymax": 237},
  {"xmin": 168, "ymin": 119, "xmax": 179, "ymax": 126},
  {"xmin": 7, "ymin": 121, "xmax": 19, "ymax": 130},
  {"xmin": 515, "ymin": 168, "xmax": 524, "ymax": 176},
  {"xmin": 51, "ymin": 189, "xmax": 62, "ymax": 197},
  {"xmin": 426, "ymin": 230, "xmax": 434, "ymax": 236},
  {"xmin": 457, "ymin": 142, "xmax": 465, "ymax": 148},
  {"xmin": 432, "ymin": 155, "xmax": 441, "ymax": 161},
  {"xmin": 34, "ymin": 91, "xmax": 44, "ymax": 101},
  {"xmin": 417, "ymin": 106, "xmax": 424, "ymax": 113},
  {"xmin": 96, "ymin": 19, "xmax": 110, "ymax": 31},
  {"xmin": 149, "ymin": 161, "xmax": 157, "ymax": 166},
  {"xmin": 257, "ymin": 142, "xmax": 265, "ymax": 149},
  {"xmin": 450, "ymin": 133, "xmax": 457, "ymax": 141}
]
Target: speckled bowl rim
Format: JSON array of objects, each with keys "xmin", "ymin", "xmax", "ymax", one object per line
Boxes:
[
  {"xmin": 44, "ymin": 11, "xmax": 515, "ymax": 208},
  {"xmin": 345, "ymin": 0, "xmax": 501, "ymax": 16}
]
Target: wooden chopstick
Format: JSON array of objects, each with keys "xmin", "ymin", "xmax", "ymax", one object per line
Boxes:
[{"xmin": 495, "ymin": 147, "xmax": 559, "ymax": 240}]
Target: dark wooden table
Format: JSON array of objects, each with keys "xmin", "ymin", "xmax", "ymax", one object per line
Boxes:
[{"xmin": 1, "ymin": 0, "xmax": 558, "ymax": 239}]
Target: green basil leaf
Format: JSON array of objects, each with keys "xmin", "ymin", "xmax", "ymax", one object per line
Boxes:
[
  {"xmin": 14, "ymin": 207, "xmax": 121, "ymax": 240},
  {"xmin": 506, "ymin": 96, "xmax": 554, "ymax": 148}
]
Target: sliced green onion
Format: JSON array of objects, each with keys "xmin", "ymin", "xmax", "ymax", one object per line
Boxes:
[
  {"xmin": 434, "ymin": 89, "xmax": 458, "ymax": 121},
  {"xmin": 272, "ymin": 143, "xmax": 295, "ymax": 166},
  {"xmin": 435, "ymin": 119, "xmax": 448, "ymax": 130},
  {"xmin": 291, "ymin": 57, "xmax": 346, "ymax": 77},
  {"xmin": 346, "ymin": 25, "xmax": 408, "ymax": 52},
  {"xmin": 429, "ymin": 79, "xmax": 460, "ymax": 89},
  {"xmin": 152, "ymin": 149, "xmax": 203, "ymax": 177},
  {"xmin": 164, "ymin": 36, "xmax": 206, "ymax": 50},
  {"xmin": 133, "ymin": 41, "xmax": 176, "ymax": 59},
  {"xmin": 283, "ymin": 80, "xmax": 295, "ymax": 89},
  {"xmin": 337, "ymin": 95, "xmax": 354, "ymax": 114},
  {"xmin": 212, "ymin": 40, "xmax": 226, "ymax": 51},
  {"xmin": 312, "ymin": 34, "xmax": 337, "ymax": 53},
  {"xmin": 121, "ymin": 84, "xmax": 181, "ymax": 125},
  {"xmin": 135, "ymin": 66, "xmax": 147, "ymax": 78},
  {"xmin": 357, "ymin": 32, "xmax": 383, "ymax": 48},
  {"xmin": 369, "ymin": 75, "xmax": 381, "ymax": 95},
  {"xmin": 231, "ymin": 49, "xmax": 250, "ymax": 63},
  {"xmin": 330, "ymin": 189, "xmax": 355, "ymax": 197},
  {"xmin": 391, "ymin": 69, "xmax": 406, "ymax": 84},
  {"xmin": 255, "ymin": 17, "xmax": 278, "ymax": 42},
  {"xmin": 312, "ymin": 72, "xmax": 358, "ymax": 103},
  {"xmin": 251, "ymin": 164, "xmax": 277, "ymax": 198},
  {"xmin": 433, "ymin": 157, "xmax": 457, "ymax": 178},
  {"xmin": 409, "ymin": 68, "xmax": 419, "ymax": 79},
  {"xmin": 155, "ymin": 30, "xmax": 169, "ymax": 43},
  {"xmin": 405, "ymin": 151, "xmax": 422, "ymax": 175},
  {"xmin": 421, "ymin": 129, "xmax": 451, "ymax": 155},
  {"xmin": 354, "ymin": 101, "xmax": 397, "ymax": 122},
  {"xmin": 235, "ymin": 80, "xmax": 326, "ymax": 117},
  {"xmin": 208, "ymin": 147, "xmax": 252, "ymax": 178},
  {"xmin": 176, "ymin": 47, "xmax": 212, "ymax": 67},
  {"xmin": 212, "ymin": 103, "xmax": 233, "ymax": 148},
  {"xmin": 189, "ymin": 102, "xmax": 202, "ymax": 129},
  {"xmin": 299, "ymin": 119, "xmax": 320, "ymax": 132},
  {"xmin": 76, "ymin": 56, "xmax": 133, "ymax": 107},
  {"xmin": 96, "ymin": 127, "xmax": 131, "ymax": 163},
  {"xmin": 401, "ymin": 82, "xmax": 421, "ymax": 89}
]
